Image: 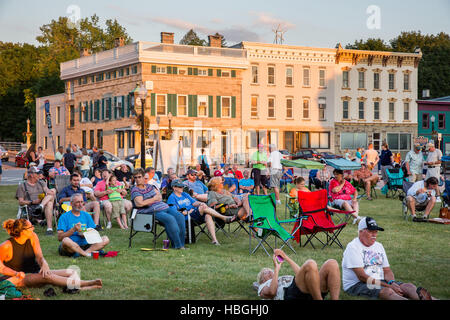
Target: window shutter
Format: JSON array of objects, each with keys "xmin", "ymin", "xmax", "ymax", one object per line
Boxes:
[
  {"xmin": 79, "ymin": 102, "xmax": 82, "ymax": 123},
  {"xmin": 107, "ymin": 98, "xmax": 112, "ymax": 120},
  {"xmin": 173, "ymin": 67, "xmax": 177, "ymax": 74},
  {"xmin": 208, "ymin": 69, "xmax": 213, "ymax": 76},
  {"xmin": 188, "ymin": 67, "xmax": 193, "ymax": 75},
  {"xmin": 113, "ymin": 97, "xmax": 117, "ymax": 119},
  {"xmin": 95, "ymin": 100, "xmax": 99, "ymax": 121},
  {"xmin": 151, "ymin": 65, "xmax": 156, "ymax": 73},
  {"xmin": 217, "ymin": 69, "xmax": 222, "ymax": 77},
  {"xmin": 90, "ymin": 101, "xmax": 93, "ymax": 121},
  {"xmin": 231, "ymin": 70, "xmax": 236, "ymax": 78},
  {"xmin": 171, "ymin": 94, "xmax": 177, "ymax": 116},
  {"xmin": 216, "ymin": 96, "xmax": 221, "ymax": 118},
  {"xmin": 193, "ymin": 68, "xmax": 198, "ymax": 76},
  {"xmin": 208, "ymin": 96, "xmax": 213, "ymax": 118},
  {"xmin": 151, "ymin": 93, "xmax": 156, "ymax": 116},
  {"xmin": 192, "ymin": 95, "xmax": 198, "ymax": 117},
  {"xmin": 121, "ymin": 96, "xmax": 125, "ymax": 118},
  {"xmin": 89, "ymin": 101, "xmax": 93, "ymax": 121},
  {"xmin": 101, "ymin": 99, "xmax": 105, "ymax": 120},
  {"xmin": 127, "ymin": 95, "xmax": 131, "ymax": 117},
  {"xmin": 167, "ymin": 66, "xmax": 172, "ymax": 74},
  {"xmin": 231, "ymin": 96, "xmax": 236, "ymax": 118},
  {"xmin": 86, "ymin": 102, "xmax": 89, "ymax": 122}
]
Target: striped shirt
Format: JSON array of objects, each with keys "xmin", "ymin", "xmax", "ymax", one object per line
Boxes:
[{"xmin": 131, "ymin": 184, "xmax": 168, "ymax": 213}]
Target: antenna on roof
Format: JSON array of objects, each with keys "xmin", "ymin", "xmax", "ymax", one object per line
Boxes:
[{"xmin": 272, "ymin": 24, "xmax": 287, "ymax": 44}]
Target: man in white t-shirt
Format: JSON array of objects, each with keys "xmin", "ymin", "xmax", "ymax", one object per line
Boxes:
[
  {"xmin": 342, "ymin": 217, "xmax": 435, "ymax": 300},
  {"xmin": 267, "ymin": 144, "xmax": 283, "ymax": 205},
  {"xmin": 363, "ymin": 143, "xmax": 379, "ymax": 171},
  {"xmin": 257, "ymin": 249, "xmax": 340, "ymax": 300}
]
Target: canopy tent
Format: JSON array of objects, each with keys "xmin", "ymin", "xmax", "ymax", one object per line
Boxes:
[
  {"xmin": 325, "ymin": 158, "xmax": 361, "ymax": 171},
  {"xmin": 281, "ymin": 159, "xmax": 325, "ymax": 170}
]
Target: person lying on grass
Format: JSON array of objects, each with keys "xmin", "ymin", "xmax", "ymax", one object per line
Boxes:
[
  {"xmin": 257, "ymin": 248, "xmax": 340, "ymax": 300},
  {"xmin": 0, "ymin": 218, "xmax": 102, "ymax": 290},
  {"xmin": 342, "ymin": 217, "xmax": 438, "ymax": 300}
]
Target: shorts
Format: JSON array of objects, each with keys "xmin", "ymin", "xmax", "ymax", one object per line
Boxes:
[
  {"xmin": 270, "ymin": 169, "xmax": 283, "ymax": 188},
  {"xmin": 331, "ymin": 199, "xmax": 353, "ymax": 209},
  {"xmin": 111, "ymin": 200, "xmax": 125, "ymax": 219},
  {"xmin": 345, "ymin": 280, "xmax": 404, "ymax": 299},
  {"xmin": 58, "ymin": 243, "xmax": 91, "ymax": 257},
  {"xmin": 190, "ymin": 208, "xmax": 205, "ymax": 224},
  {"xmin": 251, "ymin": 168, "xmax": 268, "ymax": 188},
  {"xmin": 381, "ymin": 165, "xmax": 393, "ymax": 182},
  {"xmin": 408, "ymin": 173, "xmax": 423, "ymax": 183},
  {"xmin": 284, "ymin": 278, "xmax": 328, "ymax": 300}
]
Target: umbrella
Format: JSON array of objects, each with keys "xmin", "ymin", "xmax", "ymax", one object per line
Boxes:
[
  {"xmin": 281, "ymin": 159, "xmax": 325, "ymax": 170},
  {"xmin": 325, "ymin": 158, "xmax": 361, "ymax": 171}
]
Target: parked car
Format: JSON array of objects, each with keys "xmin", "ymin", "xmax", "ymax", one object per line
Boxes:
[
  {"xmin": 125, "ymin": 148, "xmax": 153, "ymax": 169},
  {"xmin": 0, "ymin": 145, "xmax": 8, "ymax": 162},
  {"xmin": 291, "ymin": 149, "xmax": 318, "ymax": 161},
  {"xmin": 87, "ymin": 149, "xmax": 135, "ymax": 172},
  {"xmin": 279, "ymin": 149, "xmax": 292, "ymax": 160},
  {"xmin": 15, "ymin": 151, "xmax": 29, "ymax": 167},
  {"xmin": 319, "ymin": 152, "xmax": 342, "ymax": 163}
]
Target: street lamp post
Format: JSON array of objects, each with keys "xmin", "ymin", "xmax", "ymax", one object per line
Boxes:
[
  {"xmin": 431, "ymin": 115, "xmax": 438, "ymax": 148},
  {"xmin": 168, "ymin": 112, "xmax": 173, "ymax": 140},
  {"xmin": 130, "ymin": 83, "xmax": 148, "ymax": 169}
]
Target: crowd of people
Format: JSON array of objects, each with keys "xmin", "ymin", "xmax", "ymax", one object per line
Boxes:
[{"xmin": 0, "ymin": 142, "xmax": 441, "ymax": 300}]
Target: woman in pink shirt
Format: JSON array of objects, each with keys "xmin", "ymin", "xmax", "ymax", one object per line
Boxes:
[{"xmin": 328, "ymin": 169, "xmax": 362, "ymax": 224}]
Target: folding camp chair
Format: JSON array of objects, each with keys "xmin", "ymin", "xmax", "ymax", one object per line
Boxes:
[
  {"xmin": 400, "ymin": 180, "xmax": 428, "ymax": 221},
  {"xmin": 280, "ymin": 168, "xmax": 294, "ymax": 193},
  {"xmin": 248, "ymin": 193, "xmax": 306, "ymax": 256},
  {"xmin": 383, "ymin": 168, "xmax": 405, "ymax": 199},
  {"xmin": 325, "ymin": 181, "xmax": 355, "ymax": 225},
  {"xmin": 293, "ymin": 189, "xmax": 349, "ymax": 249},
  {"xmin": 224, "ymin": 177, "xmax": 239, "ymax": 195},
  {"xmin": 128, "ymin": 200, "xmax": 167, "ymax": 248},
  {"xmin": 308, "ymin": 169, "xmax": 319, "ymax": 191},
  {"xmin": 352, "ymin": 178, "xmax": 378, "ymax": 200},
  {"xmin": 167, "ymin": 203, "xmax": 212, "ymax": 243},
  {"xmin": 284, "ymin": 183, "xmax": 298, "ymax": 219}
]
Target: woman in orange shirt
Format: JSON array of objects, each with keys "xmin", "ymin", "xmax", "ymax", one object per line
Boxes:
[{"xmin": 0, "ymin": 219, "xmax": 102, "ymax": 290}]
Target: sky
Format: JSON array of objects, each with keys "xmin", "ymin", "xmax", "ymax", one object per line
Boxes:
[{"xmin": 0, "ymin": 0, "xmax": 449, "ymax": 49}]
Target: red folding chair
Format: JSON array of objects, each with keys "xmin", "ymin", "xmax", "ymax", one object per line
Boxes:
[{"xmin": 291, "ymin": 189, "xmax": 351, "ymax": 249}]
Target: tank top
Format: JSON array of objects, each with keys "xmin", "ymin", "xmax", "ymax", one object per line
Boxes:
[{"xmin": 3, "ymin": 238, "xmax": 40, "ymax": 274}]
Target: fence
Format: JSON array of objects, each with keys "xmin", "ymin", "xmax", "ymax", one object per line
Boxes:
[{"xmin": 0, "ymin": 142, "xmax": 23, "ymax": 152}]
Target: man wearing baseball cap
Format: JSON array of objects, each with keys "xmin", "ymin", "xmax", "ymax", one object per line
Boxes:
[
  {"xmin": 342, "ymin": 217, "xmax": 435, "ymax": 300},
  {"xmin": 183, "ymin": 169, "xmax": 208, "ymax": 202}
]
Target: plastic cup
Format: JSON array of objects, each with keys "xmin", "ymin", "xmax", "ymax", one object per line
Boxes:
[
  {"xmin": 92, "ymin": 251, "xmax": 99, "ymax": 260},
  {"xmin": 276, "ymin": 255, "xmax": 284, "ymax": 263},
  {"xmin": 163, "ymin": 239, "xmax": 170, "ymax": 250}
]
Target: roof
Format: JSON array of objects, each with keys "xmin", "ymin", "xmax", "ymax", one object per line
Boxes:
[{"xmin": 430, "ymin": 96, "xmax": 450, "ymax": 102}]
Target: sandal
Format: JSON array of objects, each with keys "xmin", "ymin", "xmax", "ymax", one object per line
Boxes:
[
  {"xmin": 416, "ymin": 287, "xmax": 432, "ymax": 300},
  {"xmin": 225, "ymin": 215, "xmax": 236, "ymax": 224}
]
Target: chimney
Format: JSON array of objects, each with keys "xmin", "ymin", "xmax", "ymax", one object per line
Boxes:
[
  {"xmin": 114, "ymin": 37, "xmax": 125, "ymax": 47},
  {"xmin": 208, "ymin": 34, "xmax": 222, "ymax": 48},
  {"xmin": 80, "ymin": 48, "xmax": 90, "ymax": 57},
  {"xmin": 161, "ymin": 32, "xmax": 174, "ymax": 44}
]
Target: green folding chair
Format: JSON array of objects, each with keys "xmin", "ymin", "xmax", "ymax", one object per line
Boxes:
[{"xmin": 248, "ymin": 193, "xmax": 307, "ymax": 257}]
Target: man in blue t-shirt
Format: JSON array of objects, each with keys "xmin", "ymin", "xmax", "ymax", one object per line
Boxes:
[
  {"xmin": 57, "ymin": 193, "xmax": 110, "ymax": 258},
  {"xmin": 183, "ymin": 169, "xmax": 208, "ymax": 202},
  {"xmin": 239, "ymin": 170, "xmax": 255, "ymax": 194}
]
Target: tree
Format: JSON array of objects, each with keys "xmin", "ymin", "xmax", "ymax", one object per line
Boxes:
[
  {"xmin": 179, "ymin": 29, "xmax": 207, "ymax": 46},
  {"xmin": 345, "ymin": 38, "xmax": 391, "ymax": 51}
]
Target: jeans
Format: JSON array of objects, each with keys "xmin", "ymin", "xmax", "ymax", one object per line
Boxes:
[
  {"xmin": 154, "ymin": 206, "xmax": 185, "ymax": 249},
  {"xmin": 81, "ymin": 169, "xmax": 90, "ymax": 178}
]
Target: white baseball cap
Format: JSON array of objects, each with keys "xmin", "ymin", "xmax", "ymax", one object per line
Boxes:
[{"xmin": 358, "ymin": 217, "xmax": 384, "ymax": 232}]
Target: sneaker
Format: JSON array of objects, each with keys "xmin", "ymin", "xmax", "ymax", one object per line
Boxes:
[
  {"xmin": 95, "ymin": 224, "xmax": 104, "ymax": 231},
  {"xmin": 106, "ymin": 221, "xmax": 112, "ymax": 229},
  {"xmin": 276, "ymin": 200, "xmax": 282, "ymax": 205},
  {"xmin": 436, "ymin": 197, "xmax": 441, "ymax": 203},
  {"xmin": 46, "ymin": 229, "xmax": 53, "ymax": 236}
]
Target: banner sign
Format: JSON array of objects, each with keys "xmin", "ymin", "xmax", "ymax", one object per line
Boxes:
[{"xmin": 44, "ymin": 100, "xmax": 56, "ymax": 154}]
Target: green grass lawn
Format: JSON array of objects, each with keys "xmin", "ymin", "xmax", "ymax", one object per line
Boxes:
[{"xmin": 1, "ymin": 185, "xmax": 449, "ymax": 300}]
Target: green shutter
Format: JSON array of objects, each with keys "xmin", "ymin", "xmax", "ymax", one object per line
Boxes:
[
  {"xmin": 193, "ymin": 68, "xmax": 198, "ymax": 76},
  {"xmin": 101, "ymin": 99, "xmax": 105, "ymax": 120},
  {"xmin": 113, "ymin": 97, "xmax": 117, "ymax": 119},
  {"xmin": 151, "ymin": 93, "xmax": 156, "ymax": 116},
  {"xmin": 208, "ymin": 69, "xmax": 213, "ymax": 76},
  {"xmin": 89, "ymin": 101, "xmax": 93, "ymax": 121},
  {"xmin": 188, "ymin": 95, "xmax": 193, "ymax": 117},
  {"xmin": 217, "ymin": 69, "xmax": 222, "ymax": 77},
  {"xmin": 231, "ymin": 70, "xmax": 236, "ymax": 78},
  {"xmin": 167, "ymin": 66, "xmax": 172, "ymax": 74},
  {"xmin": 95, "ymin": 100, "xmax": 99, "ymax": 121},
  {"xmin": 121, "ymin": 96, "xmax": 125, "ymax": 118},
  {"xmin": 231, "ymin": 96, "xmax": 236, "ymax": 118},
  {"xmin": 192, "ymin": 95, "xmax": 197, "ymax": 117},
  {"xmin": 151, "ymin": 65, "xmax": 156, "ymax": 73},
  {"xmin": 107, "ymin": 98, "xmax": 112, "ymax": 120},
  {"xmin": 188, "ymin": 67, "xmax": 193, "ymax": 75},
  {"xmin": 79, "ymin": 102, "xmax": 82, "ymax": 123},
  {"xmin": 90, "ymin": 101, "xmax": 93, "ymax": 121},
  {"xmin": 208, "ymin": 96, "xmax": 213, "ymax": 118},
  {"xmin": 216, "ymin": 96, "xmax": 221, "ymax": 118},
  {"xmin": 85, "ymin": 102, "xmax": 89, "ymax": 122},
  {"xmin": 127, "ymin": 95, "xmax": 131, "ymax": 117},
  {"xmin": 167, "ymin": 94, "xmax": 177, "ymax": 116},
  {"xmin": 173, "ymin": 66, "xmax": 178, "ymax": 74}
]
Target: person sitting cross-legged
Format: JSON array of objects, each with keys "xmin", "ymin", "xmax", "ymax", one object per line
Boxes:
[
  {"xmin": 257, "ymin": 248, "xmax": 341, "ymax": 300},
  {"xmin": 0, "ymin": 218, "xmax": 102, "ymax": 291},
  {"xmin": 352, "ymin": 163, "xmax": 379, "ymax": 201},
  {"xmin": 57, "ymin": 194, "xmax": 110, "ymax": 258},
  {"xmin": 406, "ymin": 177, "xmax": 439, "ymax": 222},
  {"xmin": 167, "ymin": 179, "xmax": 236, "ymax": 246}
]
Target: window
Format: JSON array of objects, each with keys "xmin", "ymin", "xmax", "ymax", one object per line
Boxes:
[
  {"xmin": 374, "ymin": 72, "xmax": 380, "ymax": 89},
  {"xmin": 196, "ymin": 130, "xmax": 211, "ymax": 148},
  {"xmin": 69, "ymin": 105, "xmax": 75, "ymax": 127},
  {"xmin": 343, "ymin": 100, "xmax": 349, "ymax": 119},
  {"xmin": 286, "ymin": 67, "xmax": 293, "ymax": 86},
  {"xmin": 358, "ymin": 101, "xmax": 364, "ymax": 119},
  {"xmin": 221, "ymin": 97, "xmax": 231, "ymax": 118},
  {"xmin": 117, "ymin": 132, "xmax": 124, "ymax": 149},
  {"xmin": 57, "ymin": 136, "xmax": 61, "ymax": 149},
  {"xmin": 268, "ymin": 66, "xmax": 275, "ymax": 85},
  {"xmin": 318, "ymin": 97, "xmax": 326, "ymax": 121},
  {"xmin": 404, "ymin": 73, "xmax": 410, "ymax": 91},
  {"xmin": 89, "ymin": 130, "xmax": 94, "ymax": 149},
  {"xmin": 251, "ymin": 96, "xmax": 258, "ymax": 118},
  {"xmin": 198, "ymin": 69, "xmax": 207, "ymax": 76},
  {"xmin": 358, "ymin": 71, "xmax": 365, "ymax": 89},
  {"xmin": 82, "ymin": 131, "xmax": 86, "ymax": 149},
  {"xmin": 198, "ymin": 96, "xmax": 208, "ymax": 117},
  {"xmin": 439, "ymin": 114, "xmax": 446, "ymax": 129},
  {"xmin": 343, "ymin": 71, "xmax": 349, "ymax": 88},
  {"xmin": 422, "ymin": 113, "xmax": 429, "ymax": 129},
  {"xmin": 177, "ymin": 95, "xmax": 187, "ymax": 116},
  {"xmin": 132, "ymin": 66, "xmax": 138, "ymax": 74},
  {"xmin": 178, "ymin": 68, "xmax": 187, "ymax": 75},
  {"xmin": 387, "ymin": 133, "xmax": 411, "ymax": 151},
  {"xmin": 106, "ymin": 72, "xmax": 111, "ymax": 80},
  {"xmin": 300, "ymin": 132, "xmax": 330, "ymax": 149},
  {"xmin": 303, "ymin": 67, "xmax": 310, "ymax": 87},
  {"xmin": 126, "ymin": 67, "xmax": 130, "ymax": 76},
  {"xmin": 105, "ymin": 98, "xmax": 111, "ymax": 120},
  {"xmin": 252, "ymin": 65, "xmax": 258, "ymax": 84},
  {"xmin": 180, "ymin": 130, "xmax": 192, "ymax": 147},
  {"xmin": 268, "ymin": 97, "xmax": 275, "ymax": 118},
  {"xmin": 128, "ymin": 131, "xmax": 135, "ymax": 149},
  {"xmin": 118, "ymin": 69, "xmax": 124, "ymax": 77},
  {"xmin": 389, "ymin": 102, "xmax": 395, "ymax": 120},
  {"xmin": 112, "ymin": 70, "xmax": 116, "ymax": 79},
  {"xmin": 374, "ymin": 101, "xmax": 380, "ymax": 120},
  {"xmin": 156, "ymin": 66, "xmax": 166, "ymax": 74},
  {"xmin": 221, "ymin": 70, "xmax": 231, "ymax": 77},
  {"xmin": 341, "ymin": 132, "xmax": 367, "ymax": 150},
  {"xmin": 319, "ymin": 69, "xmax": 326, "ymax": 87},
  {"xmin": 82, "ymin": 102, "xmax": 88, "ymax": 122},
  {"xmin": 388, "ymin": 73, "xmax": 395, "ymax": 90},
  {"xmin": 97, "ymin": 129, "xmax": 103, "ymax": 149},
  {"xmin": 302, "ymin": 99, "xmax": 310, "ymax": 119},
  {"xmin": 56, "ymin": 106, "xmax": 61, "ymax": 124},
  {"xmin": 156, "ymin": 94, "xmax": 166, "ymax": 115},
  {"xmin": 96, "ymin": 73, "xmax": 104, "ymax": 82},
  {"xmin": 44, "ymin": 137, "xmax": 47, "ymax": 150},
  {"xmin": 286, "ymin": 98, "xmax": 293, "ymax": 119},
  {"xmin": 404, "ymin": 103, "xmax": 410, "ymax": 121}
]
